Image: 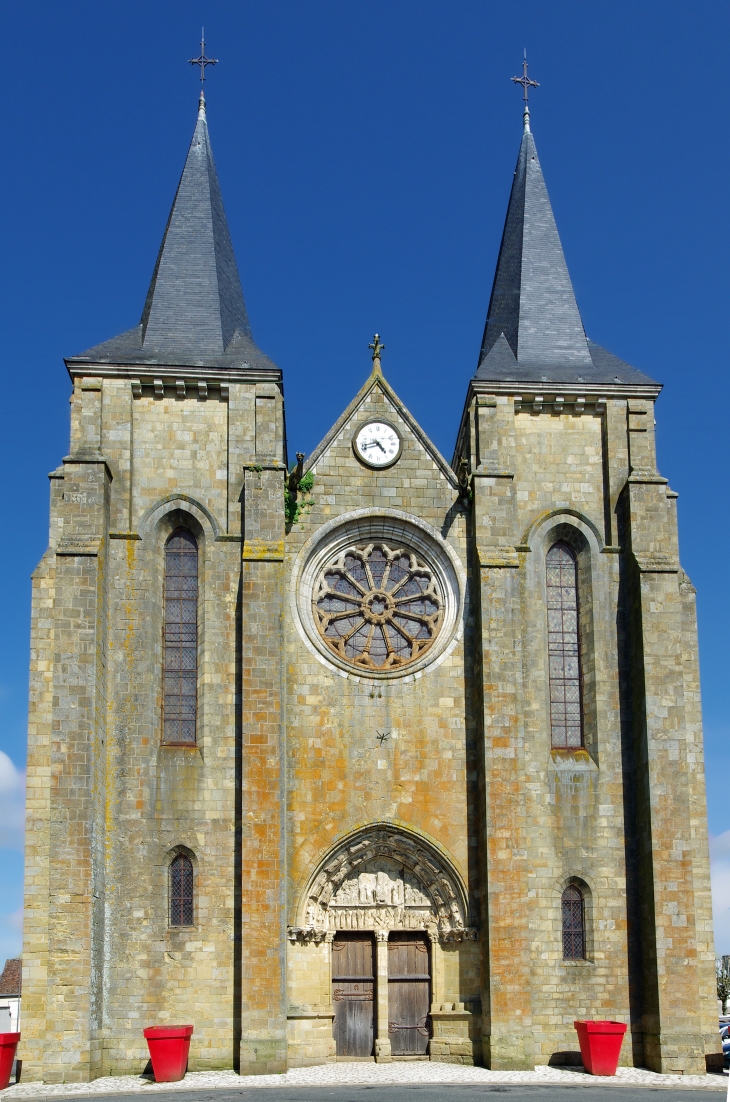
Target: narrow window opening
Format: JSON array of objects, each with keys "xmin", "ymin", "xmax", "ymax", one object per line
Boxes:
[
  {"xmin": 546, "ymin": 541, "xmax": 583, "ymax": 749},
  {"xmin": 169, "ymin": 854, "xmax": 194, "ymax": 927},
  {"xmin": 163, "ymin": 528, "xmax": 198, "ymax": 744},
  {"xmin": 562, "ymin": 884, "xmax": 586, "ymax": 959}
]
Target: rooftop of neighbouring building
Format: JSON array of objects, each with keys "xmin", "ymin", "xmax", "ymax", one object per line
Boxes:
[{"xmin": 0, "ymin": 957, "xmax": 21, "ymax": 996}]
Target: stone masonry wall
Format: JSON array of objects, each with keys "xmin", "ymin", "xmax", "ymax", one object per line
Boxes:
[
  {"xmin": 22, "ymin": 364, "xmax": 717, "ymax": 1081},
  {"xmin": 283, "ymin": 372, "xmax": 482, "ymax": 1062},
  {"xmin": 465, "ymin": 390, "xmax": 717, "ymax": 1074},
  {"xmin": 23, "ymin": 373, "xmax": 287, "ymax": 1080}
]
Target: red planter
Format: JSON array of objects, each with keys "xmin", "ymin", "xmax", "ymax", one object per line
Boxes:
[
  {"xmin": 143, "ymin": 1025, "xmax": 194, "ymax": 1083},
  {"xmin": 574, "ymin": 1020, "xmax": 627, "ymax": 1075},
  {"xmin": 0, "ymin": 1033, "xmax": 20, "ymax": 1090}
]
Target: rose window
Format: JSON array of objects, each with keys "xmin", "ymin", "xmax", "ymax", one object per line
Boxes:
[{"xmin": 313, "ymin": 542, "xmax": 444, "ymax": 670}]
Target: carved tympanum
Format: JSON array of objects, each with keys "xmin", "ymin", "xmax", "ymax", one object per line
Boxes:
[
  {"xmin": 290, "ymin": 828, "xmax": 477, "ymax": 943},
  {"xmin": 313, "ymin": 542, "xmax": 444, "ymax": 671}
]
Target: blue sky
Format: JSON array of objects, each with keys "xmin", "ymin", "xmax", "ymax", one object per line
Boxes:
[{"xmin": 0, "ymin": 0, "xmax": 728, "ymax": 961}]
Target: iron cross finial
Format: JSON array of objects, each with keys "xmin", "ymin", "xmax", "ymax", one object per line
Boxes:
[
  {"xmin": 511, "ymin": 50, "xmax": 540, "ymax": 131},
  {"xmin": 369, "ymin": 334, "xmax": 385, "ymax": 361},
  {"xmin": 189, "ymin": 28, "xmax": 218, "ymax": 83},
  {"xmin": 512, "ymin": 51, "xmax": 539, "ymax": 103}
]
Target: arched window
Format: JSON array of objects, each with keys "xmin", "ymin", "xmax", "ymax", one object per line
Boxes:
[
  {"xmin": 169, "ymin": 853, "xmax": 194, "ymax": 927},
  {"xmin": 163, "ymin": 529, "xmax": 198, "ymax": 744},
  {"xmin": 546, "ymin": 541, "xmax": 583, "ymax": 749},
  {"xmin": 562, "ymin": 884, "xmax": 586, "ymax": 959}
]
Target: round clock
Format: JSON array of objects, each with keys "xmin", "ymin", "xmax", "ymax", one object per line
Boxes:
[{"xmin": 353, "ymin": 420, "xmax": 402, "ymax": 468}]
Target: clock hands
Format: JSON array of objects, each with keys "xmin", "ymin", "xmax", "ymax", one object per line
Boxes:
[{"xmin": 362, "ymin": 439, "xmax": 387, "ymax": 453}]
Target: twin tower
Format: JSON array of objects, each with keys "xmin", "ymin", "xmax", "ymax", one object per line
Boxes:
[{"xmin": 21, "ymin": 89, "xmax": 717, "ymax": 1081}]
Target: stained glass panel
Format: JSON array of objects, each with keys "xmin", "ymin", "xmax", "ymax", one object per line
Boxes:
[
  {"xmin": 164, "ymin": 529, "xmax": 198, "ymax": 744},
  {"xmin": 562, "ymin": 884, "xmax": 585, "ymax": 959},
  {"xmin": 169, "ymin": 854, "xmax": 194, "ymax": 927},
  {"xmin": 546, "ymin": 542, "xmax": 583, "ymax": 749}
]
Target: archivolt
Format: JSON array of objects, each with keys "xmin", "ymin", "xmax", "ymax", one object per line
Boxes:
[
  {"xmin": 290, "ymin": 824, "xmax": 477, "ymax": 943},
  {"xmin": 139, "ymin": 493, "xmax": 222, "ymax": 542},
  {"xmin": 521, "ymin": 507, "xmax": 603, "ymax": 553}
]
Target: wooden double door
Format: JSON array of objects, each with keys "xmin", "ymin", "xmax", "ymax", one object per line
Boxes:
[{"xmin": 332, "ymin": 931, "xmax": 431, "ymax": 1058}]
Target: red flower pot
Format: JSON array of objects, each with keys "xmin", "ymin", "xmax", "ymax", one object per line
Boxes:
[
  {"xmin": 574, "ymin": 1020, "xmax": 627, "ymax": 1075},
  {"xmin": 143, "ymin": 1025, "xmax": 194, "ymax": 1082},
  {"xmin": 0, "ymin": 1033, "xmax": 20, "ymax": 1090}
]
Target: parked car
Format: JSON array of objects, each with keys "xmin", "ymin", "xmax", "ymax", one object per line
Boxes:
[{"xmin": 720, "ymin": 1023, "xmax": 730, "ymax": 1070}]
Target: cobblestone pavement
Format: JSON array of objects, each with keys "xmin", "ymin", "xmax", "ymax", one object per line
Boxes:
[{"xmin": 1, "ymin": 1063, "xmax": 727, "ymax": 1098}]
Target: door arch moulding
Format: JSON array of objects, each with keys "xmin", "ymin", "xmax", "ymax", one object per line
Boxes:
[{"xmin": 288, "ymin": 824, "xmax": 478, "ymax": 943}]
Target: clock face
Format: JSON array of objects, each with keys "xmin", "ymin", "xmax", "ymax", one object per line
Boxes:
[{"xmin": 353, "ymin": 420, "xmax": 402, "ymax": 468}]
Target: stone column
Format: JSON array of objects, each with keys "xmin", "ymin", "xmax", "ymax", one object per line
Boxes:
[
  {"xmin": 374, "ymin": 931, "xmax": 392, "ymax": 1062},
  {"xmin": 325, "ymin": 931, "xmax": 336, "ymax": 1006},
  {"xmin": 429, "ymin": 931, "xmax": 444, "ymax": 1011}
]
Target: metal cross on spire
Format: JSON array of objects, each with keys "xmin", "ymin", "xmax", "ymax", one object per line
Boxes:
[
  {"xmin": 512, "ymin": 51, "xmax": 539, "ymax": 133},
  {"xmin": 188, "ymin": 29, "xmax": 218, "ymax": 83}
]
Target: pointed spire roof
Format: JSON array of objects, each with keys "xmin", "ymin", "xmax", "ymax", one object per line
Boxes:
[
  {"xmin": 475, "ymin": 122, "xmax": 656, "ymax": 386},
  {"xmin": 68, "ymin": 93, "xmax": 277, "ymax": 373}
]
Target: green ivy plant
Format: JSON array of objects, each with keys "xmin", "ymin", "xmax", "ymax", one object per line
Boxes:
[{"xmin": 285, "ymin": 469, "xmax": 315, "ymax": 528}]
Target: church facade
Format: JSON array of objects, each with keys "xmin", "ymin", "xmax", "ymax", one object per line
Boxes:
[{"xmin": 21, "ymin": 90, "xmax": 718, "ymax": 1082}]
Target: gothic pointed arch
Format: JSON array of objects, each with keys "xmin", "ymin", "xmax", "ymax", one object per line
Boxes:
[{"xmin": 290, "ymin": 824, "xmax": 477, "ymax": 944}]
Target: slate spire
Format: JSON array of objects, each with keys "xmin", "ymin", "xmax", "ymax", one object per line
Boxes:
[
  {"xmin": 68, "ymin": 93, "xmax": 277, "ymax": 372},
  {"xmin": 477, "ymin": 126, "xmax": 592, "ymax": 376},
  {"xmin": 473, "ymin": 119, "xmax": 657, "ymax": 386},
  {"xmin": 140, "ymin": 90, "xmax": 251, "ymax": 356}
]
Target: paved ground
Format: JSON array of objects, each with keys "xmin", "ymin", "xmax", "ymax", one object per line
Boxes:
[
  {"xmin": 2, "ymin": 1064, "xmax": 727, "ymax": 1100},
  {"xmin": 6, "ymin": 1088, "xmax": 728, "ymax": 1102}
]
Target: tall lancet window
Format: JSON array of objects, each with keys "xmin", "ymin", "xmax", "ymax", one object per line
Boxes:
[
  {"xmin": 163, "ymin": 529, "xmax": 198, "ymax": 744},
  {"xmin": 169, "ymin": 853, "xmax": 194, "ymax": 927},
  {"xmin": 561, "ymin": 884, "xmax": 586, "ymax": 959},
  {"xmin": 546, "ymin": 541, "xmax": 583, "ymax": 749}
]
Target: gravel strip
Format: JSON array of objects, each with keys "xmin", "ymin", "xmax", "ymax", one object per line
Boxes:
[{"xmin": 1, "ymin": 1062, "xmax": 727, "ymax": 1097}]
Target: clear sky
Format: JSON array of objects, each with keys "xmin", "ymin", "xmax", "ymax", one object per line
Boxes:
[{"xmin": 0, "ymin": 0, "xmax": 728, "ymax": 962}]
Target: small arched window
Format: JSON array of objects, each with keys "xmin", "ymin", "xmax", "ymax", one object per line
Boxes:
[
  {"xmin": 163, "ymin": 529, "xmax": 198, "ymax": 744},
  {"xmin": 562, "ymin": 884, "xmax": 586, "ymax": 959},
  {"xmin": 546, "ymin": 541, "xmax": 583, "ymax": 749},
  {"xmin": 169, "ymin": 853, "xmax": 194, "ymax": 927}
]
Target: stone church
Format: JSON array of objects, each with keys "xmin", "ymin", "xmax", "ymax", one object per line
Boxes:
[{"xmin": 21, "ymin": 86, "xmax": 718, "ymax": 1082}]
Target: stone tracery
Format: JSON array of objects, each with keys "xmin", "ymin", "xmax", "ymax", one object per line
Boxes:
[
  {"xmin": 313, "ymin": 541, "xmax": 444, "ymax": 671},
  {"xmin": 290, "ymin": 827, "xmax": 477, "ymax": 943}
]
